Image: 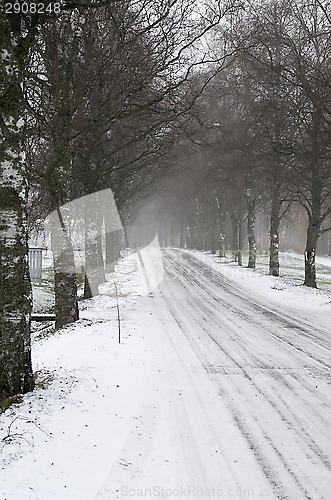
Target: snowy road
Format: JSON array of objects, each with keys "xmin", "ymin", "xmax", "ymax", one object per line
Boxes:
[
  {"xmin": 2, "ymin": 248, "xmax": 330, "ymax": 500},
  {"xmin": 99, "ymin": 249, "xmax": 331, "ymax": 500}
]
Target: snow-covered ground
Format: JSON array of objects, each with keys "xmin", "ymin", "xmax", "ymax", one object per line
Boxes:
[{"xmin": 1, "ymin": 249, "xmax": 330, "ymax": 499}]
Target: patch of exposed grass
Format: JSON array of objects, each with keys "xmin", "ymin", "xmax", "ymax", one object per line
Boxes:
[
  {"xmin": 32, "ymin": 268, "xmax": 55, "ymax": 313},
  {"xmin": 241, "ymin": 251, "xmax": 331, "ymax": 291}
]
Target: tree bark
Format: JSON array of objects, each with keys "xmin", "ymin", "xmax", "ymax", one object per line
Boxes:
[
  {"xmin": 302, "ymin": 101, "xmax": 325, "ymax": 288},
  {"xmin": 210, "ymin": 207, "xmax": 218, "ymax": 255},
  {"xmin": 304, "ymin": 177, "xmax": 322, "ymax": 288},
  {"xmin": 269, "ymin": 182, "xmax": 280, "ymax": 276},
  {"xmin": 105, "ymin": 232, "xmax": 116, "ymax": 273},
  {"xmin": 105, "ymin": 229, "xmax": 123, "ymax": 273},
  {"xmin": 0, "ymin": 18, "xmax": 34, "ymax": 398},
  {"xmin": 187, "ymin": 208, "xmax": 197, "ymax": 249},
  {"xmin": 218, "ymin": 209, "xmax": 227, "ymax": 258},
  {"xmin": 0, "ymin": 172, "xmax": 35, "ymax": 398},
  {"xmin": 246, "ymin": 189, "xmax": 256, "ymax": 268},
  {"xmin": 84, "ymin": 194, "xmax": 105, "ymax": 298},
  {"xmin": 50, "ymin": 208, "xmax": 79, "ymax": 329},
  {"xmin": 179, "ymin": 216, "xmax": 187, "ymax": 248},
  {"xmin": 47, "ymin": 167, "xmax": 80, "ymax": 327},
  {"xmin": 231, "ymin": 210, "xmax": 239, "ymax": 262},
  {"xmin": 43, "ymin": 16, "xmax": 80, "ymax": 328},
  {"xmin": 238, "ymin": 196, "xmax": 243, "ymax": 266},
  {"xmin": 194, "ymin": 200, "xmax": 203, "ymax": 250},
  {"xmin": 238, "ymin": 219, "xmax": 243, "ymax": 266},
  {"xmin": 304, "ymin": 247, "xmax": 317, "ymax": 288}
]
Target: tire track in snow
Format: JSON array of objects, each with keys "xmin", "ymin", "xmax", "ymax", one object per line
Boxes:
[
  {"xmin": 149, "ymin": 291, "xmax": 277, "ymax": 497},
  {"xmin": 165, "ymin": 250, "xmax": 331, "ymax": 360},
  {"xmin": 169, "ymin": 250, "xmax": 331, "ymax": 350},
  {"xmin": 162, "ymin": 251, "xmax": 331, "ymax": 440},
  {"xmin": 163, "ymin": 253, "xmax": 330, "ymax": 390},
  {"xmin": 159, "ymin": 290, "xmax": 311, "ymax": 500},
  {"xmin": 159, "ymin": 249, "xmax": 331, "ymax": 499}
]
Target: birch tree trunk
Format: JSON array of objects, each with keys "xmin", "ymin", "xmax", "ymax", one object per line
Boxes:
[
  {"xmin": 0, "ymin": 19, "xmax": 34, "ymax": 398},
  {"xmin": 302, "ymin": 108, "xmax": 325, "ymax": 288},
  {"xmin": 303, "ymin": 176, "xmax": 322, "ymax": 288}
]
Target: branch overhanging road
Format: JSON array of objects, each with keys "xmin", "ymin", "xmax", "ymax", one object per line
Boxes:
[{"xmin": 97, "ymin": 248, "xmax": 331, "ymax": 500}]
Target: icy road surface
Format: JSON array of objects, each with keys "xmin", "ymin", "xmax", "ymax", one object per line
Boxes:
[{"xmin": 99, "ymin": 248, "xmax": 331, "ymax": 500}]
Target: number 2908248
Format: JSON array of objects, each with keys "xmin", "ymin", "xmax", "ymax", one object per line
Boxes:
[{"xmin": 2, "ymin": 2, "xmax": 61, "ymax": 14}]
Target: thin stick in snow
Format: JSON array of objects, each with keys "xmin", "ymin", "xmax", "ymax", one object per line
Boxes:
[{"xmin": 114, "ymin": 282, "xmax": 121, "ymax": 344}]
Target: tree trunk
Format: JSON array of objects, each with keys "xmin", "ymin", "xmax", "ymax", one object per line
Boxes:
[
  {"xmin": 170, "ymin": 223, "xmax": 177, "ymax": 247},
  {"xmin": 304, "ymin": 178, "xmax": 322, "ymax": 288},
  {"xmin": 304, "ymin": 247, "xmax": 317, "ymax": 288},
  {"xmin": 186, "ymin": 223, "xmax": 193, "ymax": 249},
  {"xmin": 54, "ymin": 261, "xmax": 79, "ymax": 329},
  {"xmin": 50, "ymin": 209, "xmax": 79, "ymax": 329},
  {"xmin": 179, "ymin": 216, "xmax": 187, "ymax": 248},
  {"xmin": 218, "ymin": 209, "xmax": 227, "ymax": 258},
  {"xmin": 246, "ymin": 189, "xmax": 256, "ymax": 268},
  {"xmin": 0, "ymin": 19, "xmax": 34, "ymax": 398},
  {"xmin": 84, "ymin": 195, "xmax": 105, "ymax": 298},
  {"xmin": 105, "ymin": 232, "xmax": 116, "ymax": 273},
  {"xmin": 47, "ymin": 178, "xmax": 80, "ymax": 328},
  {"xmin": 0, "ymin": 164, "xmax": 35, "ymax": 398},
  {"xmin": 238, "ymin": 198, "xmax": 243, "ymax": 266},
  {"xmin": 44, "ymin": 20, "xmax": 80, "ymax": 329},
  {"xmin": 187, "ymin": 209, "xmax": 197, "ymax": 249},
  {"xmin": 202, "ymin": 217, "xmax": 209, "ymax": 251},
  {"xmin": 269, "ymin": 183, "xmax": 280, "ymax": 276},
  {"xmin": 104, "ymin": 192, "xmax": 123, "ymax": 271},
  {"xmin": 304, "ymin": 219, "xmax": 319, "ymax": 287},
  {"xmin": 105, "ymin": 229, "xmax": 122, "ymax": 273},
  {"xmin": 210, "ymin": 208, "xmax": 218, "ymax": 255},
  {"xmin": 195, "ymin": 200, "xmax": 203, "ymax": 251},
  {"xmin": 231, "ymin": 210, "xmax": 239, "ymax": 262},
  {"xmin": 196, "ymin": 216, "xmax": 203, "ymax": 250},
  {"xmin": 97, "ymin": 231, "xmax": 105, "ymax": 282},
  {"xmin": 238, "ymin": 217, "xmax": 243, "ymax": 266}
]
